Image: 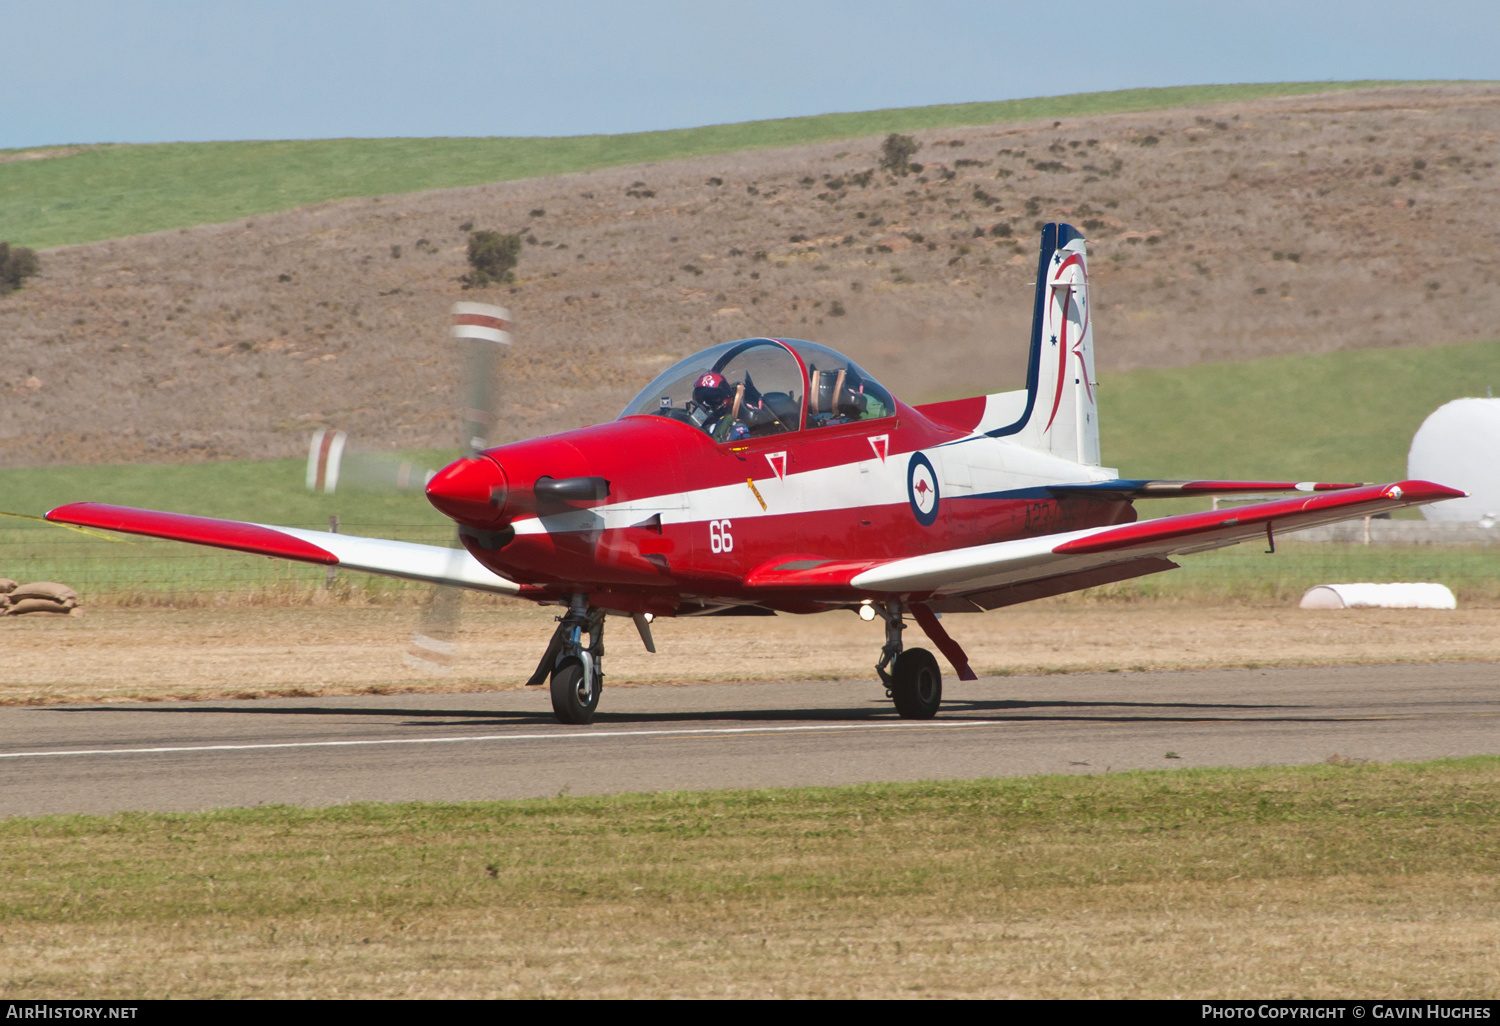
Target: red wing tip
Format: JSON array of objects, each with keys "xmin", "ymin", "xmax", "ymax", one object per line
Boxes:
[
  {"xmin": 40, "ymin": 502, "xmax": 338, "ymax": 565},
  {"xmin": 1391, "ymin": 480, "xmax": 1467, "ymax": 501},
  {"xmin": 45, "ymin": 502, "xmax": 92, "ymax": 523}
]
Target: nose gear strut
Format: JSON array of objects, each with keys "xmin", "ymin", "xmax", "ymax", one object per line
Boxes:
[
  {"xmin": 527, "ymin": 594, "xmax": 606, "ymax": 724},
  {"xmin": 872, "ymin": 599, "xmax": 906, "ymax": 689}
]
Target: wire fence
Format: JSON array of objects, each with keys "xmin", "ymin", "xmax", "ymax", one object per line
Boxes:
[{"xmin": 4, "ymin": 524, "xmax": 1499, "ymax": 608}]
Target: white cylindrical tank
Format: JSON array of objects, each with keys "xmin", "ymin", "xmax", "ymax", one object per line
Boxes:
[
  {"xmin": 1299, "ymin": 583, "xmax": 1457, "ymax": 609},
  {"xmin": 1408, "ymin": 398, "xmax": 1500, "ymax": 523}
]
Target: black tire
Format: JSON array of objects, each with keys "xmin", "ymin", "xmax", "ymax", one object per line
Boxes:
[
  {"xmin": 550, "ymin": 656, "xmax": 600, "ymax": 725},
  {"xmin": 890, "ymin": 648, "xmax": 942, "ymax": 719}
]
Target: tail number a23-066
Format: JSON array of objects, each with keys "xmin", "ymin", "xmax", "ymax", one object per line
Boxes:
[{"xmin": 708, "ymin": 519, "xmax": 734, "ymax": 554}]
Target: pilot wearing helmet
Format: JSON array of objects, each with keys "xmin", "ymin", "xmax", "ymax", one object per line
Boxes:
[{"xmin": 691, "ymin": 372, "xmax": 750, "ymax": 440}]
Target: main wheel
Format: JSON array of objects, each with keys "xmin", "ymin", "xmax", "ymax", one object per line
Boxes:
[
  {"xmin": 550, "ymin": 656, "xmax": 600, "ymax": 725},
  {"xmin": 890, "ymin": 648, "xmax": 942, "ymax": 719}
]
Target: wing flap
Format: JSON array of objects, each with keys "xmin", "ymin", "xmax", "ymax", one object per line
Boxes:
[{"xmin": 45, "ymin": 502, "xmax": 520, "ymax": 595}]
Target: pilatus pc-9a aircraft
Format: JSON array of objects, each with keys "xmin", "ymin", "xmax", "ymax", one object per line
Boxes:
[{"xmin": 49, "ymin": 224, "xmax": 1462, "ymax": 723}]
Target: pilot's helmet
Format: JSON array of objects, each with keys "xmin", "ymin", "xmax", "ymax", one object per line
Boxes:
[{"xmin": 692, "ymin": 371, "xmax": 733, "ymax": 409}]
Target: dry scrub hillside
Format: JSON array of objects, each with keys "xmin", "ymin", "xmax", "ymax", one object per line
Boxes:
[{"xmin": 2, "ymin": 84, "xmax": 1498, "ymax": 467}]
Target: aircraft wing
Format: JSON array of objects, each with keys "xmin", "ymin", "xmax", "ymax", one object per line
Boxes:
[
  {"xmin": 858, "ymin": 480, "xmax": 1461, "ymax": 609},
  {"xmin": 748, "ymin": 480, "xmax": 1463, "ymax": 611},
  {"xmin": 45, "ymin": 502, "xmax": 521, "ymax": 594}
]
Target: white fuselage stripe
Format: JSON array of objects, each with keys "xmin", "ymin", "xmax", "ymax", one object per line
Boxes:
[{"xmin": 509, "ymin": 430, "xmax": 1117, "ymax": 536}]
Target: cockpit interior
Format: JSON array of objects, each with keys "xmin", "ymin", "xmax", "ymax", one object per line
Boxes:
[{"xmin": 619, "ymin": 338, "xmax": 895, "ymax": 442}]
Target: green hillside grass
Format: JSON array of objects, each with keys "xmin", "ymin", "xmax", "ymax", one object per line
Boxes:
[
  {"xmin": 1, "ymin": 82, "xmax": 1433, "ymax": 250},
  {"xmin": 3, "ymin": 338, "xmax": 1497, "ymax": 603},
  {"xmin": 1100, "ymin": 336, "xmax": 1500, "ymax": 484}
]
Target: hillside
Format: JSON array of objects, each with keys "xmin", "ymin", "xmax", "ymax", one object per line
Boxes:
[
  {"xmin": 2, "ymin": 83, "xmax": 1498, "ymax": 467},
  {"xmin": 0, "ymin": 83, "xmax": 1426, "ymax": 250}
]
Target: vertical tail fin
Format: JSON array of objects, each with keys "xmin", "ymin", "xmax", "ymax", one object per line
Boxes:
[{"xmin": 1016, "ymin": 223, "xmax": 1099, "ymax": 465}]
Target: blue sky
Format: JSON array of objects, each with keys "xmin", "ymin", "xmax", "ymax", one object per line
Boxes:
[{"xmin": 2, "ymin": 1, "xmax": 1496, "ymax": 149}]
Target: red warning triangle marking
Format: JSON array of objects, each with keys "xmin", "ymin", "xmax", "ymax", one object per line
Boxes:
[
  {"xmin": 765, "ymin": 451, "xmax": 787, "ymax": 481},
  {"xmin": 867, "ymin": 434, "xmax": 889, "ymax": 463}
]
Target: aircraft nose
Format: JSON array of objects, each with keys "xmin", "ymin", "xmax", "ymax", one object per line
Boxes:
[{"xmin": 425, "ymin": 456, "xmax": 508, "ymax": 527}]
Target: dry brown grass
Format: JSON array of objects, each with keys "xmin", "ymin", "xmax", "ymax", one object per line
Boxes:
[
  {"xmin": 8, "ymin": 877, "xmax": 1496, "ymax": 998},
  {"xmin": 3, "ymin": 85, "xmax": 1499, "ymax": 466},
  {"xmin": 2, "ymin": 762, "xmax": 1496, "ymax": 998},
  {"xmin": 2, "ymin": 602, "xmax": 1498, "ymax": 705}
]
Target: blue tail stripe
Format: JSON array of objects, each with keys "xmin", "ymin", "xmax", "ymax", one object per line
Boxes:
[{"xmin": 985, "ymin": 222, "xmax": 1073, "ymax": 438}]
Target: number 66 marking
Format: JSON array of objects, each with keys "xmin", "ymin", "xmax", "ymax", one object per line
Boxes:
[{"xmin": 708, "ymin": 519, "xmax": 734, "ymax": 553}]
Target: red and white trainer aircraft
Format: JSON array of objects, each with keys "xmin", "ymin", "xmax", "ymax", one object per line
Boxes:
[{"xmin": 49, "ymin": 223, "xmax": 1463, "ymax": 723}]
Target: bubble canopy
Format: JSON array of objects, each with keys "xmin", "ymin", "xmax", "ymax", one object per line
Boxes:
[{"xmin": 619, "ymin": 338, "xmax": 895, "ymax": 442}]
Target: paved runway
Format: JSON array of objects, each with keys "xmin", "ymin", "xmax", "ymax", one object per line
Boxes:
[{"xmin": 1, "ymin": 662, "xmax": 1495, "ymax": 817}]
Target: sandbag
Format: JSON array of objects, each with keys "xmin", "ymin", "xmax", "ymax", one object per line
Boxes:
[
  {"xmin": 10, "ymin": 582, "xmax": 78, "ymax": 605},
  {"xmin": 0, "ymin": 578, "xmax": 18, "ymax": 594},
  {"xmin": 8, "ymin": 597, "xmax": 77, "ymax": 616}
]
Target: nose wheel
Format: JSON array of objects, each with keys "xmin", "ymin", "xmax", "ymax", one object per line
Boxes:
[
  {"xmin": 872, "ymin": 600, "xmax": 942, "ymax": 719},
  {"xmin": 550, "ymin": 656, "xmax": 601, "ymax": 724}
]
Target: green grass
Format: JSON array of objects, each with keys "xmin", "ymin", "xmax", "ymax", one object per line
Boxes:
[
  {"xmin": 1, "ymin": 82, "xmax": 1438, "ymax": 250},
  {"xmin": 2, "ymin": 759, "xmax": 1496, "ymax": 997},
  {"xmin": 0, "ymin": 451, "xmax": 456, "ymax": 524},
  {"xmin": 0, "ymin": 453, "xmax": 459, "ymax": 603},
  {"xmin": 1101, "ymin": 336, "xmax": 1500, "ymax": 484},
  {"xmin": 9, "ymin": 759, "xmax": 1495, "ymax": 922}
]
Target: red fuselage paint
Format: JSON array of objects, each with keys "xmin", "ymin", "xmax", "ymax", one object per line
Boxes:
[{"xmin": 426, "ymin": 396, "xmax": 1133, "ymax": 615}]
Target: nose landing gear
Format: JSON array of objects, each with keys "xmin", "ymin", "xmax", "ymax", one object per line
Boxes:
[
  {"xmin": 527, "ymin": 594, "xmax": 605, "ymax": 724},
  {"xmin": 872, "ymin": 600, "xmax": 942, "ymax": 719}
]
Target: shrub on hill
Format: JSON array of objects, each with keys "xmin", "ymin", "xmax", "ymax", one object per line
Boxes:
[
  {"xmin": 880, "ymin": 133, "xmax": 920, "ymax": 175},
  {"xmin": 0, "ymin": 243, "xmax": 40, "ymax": 296},
  {"xmin": 461, "ymin": 231, "xmax": 521, "ymax": 288}
]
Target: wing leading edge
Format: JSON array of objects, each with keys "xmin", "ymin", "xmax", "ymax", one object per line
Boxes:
[{"xmin": 45, "ymin": 502, "xmax": 520, "ymax": 594}]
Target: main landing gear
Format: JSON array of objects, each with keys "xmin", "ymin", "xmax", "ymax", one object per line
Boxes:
[
  {"xmin": 527, "ymin": 594, "xmax": 606, "ymax": 724},
  {"xmin": 872, "ymin": 600, "xmax": 942, "ymax": 719}
]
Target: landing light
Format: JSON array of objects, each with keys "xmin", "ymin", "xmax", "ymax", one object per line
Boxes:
[{"xmin": 858, "ymin": 602, "xmax": 877, "ymax": 621}]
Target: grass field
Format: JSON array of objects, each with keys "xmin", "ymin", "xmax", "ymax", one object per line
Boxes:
[
  {"xmin": 0, "ymin": 82, "xmax": 1433, "ymax": 250},
  {"xmin": 1102, "ymin": 336, "xmax": 1500, "ymax": 486},
  {"xmin": 2, "ymin": 339, "xmax": 1497, "ymax": 604},
  {"xmin": 2, "ymin": 758, "xmax": 1495, "ymax": 998}
]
